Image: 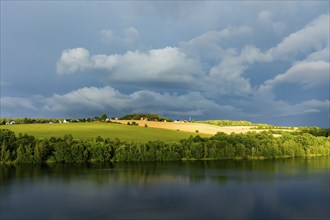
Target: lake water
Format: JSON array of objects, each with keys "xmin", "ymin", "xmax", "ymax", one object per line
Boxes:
[{"xmin": 1, "ymin": 158, "xmax": 329, "ymax": 220}]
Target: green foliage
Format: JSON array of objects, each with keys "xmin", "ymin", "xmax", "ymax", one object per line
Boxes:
[
  {"xmin": 119, "ymin": 113, "xmax": 173, "ymax": 122},
  {"xmin": 0, "ymin": 117, "xmax": 108, "ymax": 125},
  {"xmin": 252, "ymin": 124, "xmax": 292, "ymax": 130},
  {"xmin": 1, "ymin": 129, "xmax": 329, "ymax": 164},
  {"xmin": 0, "ymin": 117, "xmax": 63, "ymax": 124},
  {"xmin": 127, "ymin": 121, "xmax": 139, "ymax": 126},
  {"xmin": 296, "ymin": 126, "xmax": 329, "ymax": 137},
  {"xmin": 101, "ymin": 114, "xmax": 108, "ymax": 121},
  {"xmin": 198, "ymin": 120, "xmax": 254, "ymax": 126},
  {"xmin": 88, "ymin": 139, "xmax": 114, "ymax": 162}
]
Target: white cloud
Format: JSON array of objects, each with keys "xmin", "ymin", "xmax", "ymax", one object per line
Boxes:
[
  {"xmin": 269, "ymin": 14, "xmax": 329, "ymax": 60},
  {"xmin": 57, "ymin": 47, "xmax": 205, "ymax": 86},
  {"xmin": 104, "ymin": 47, "xmax": 204, "ymax": 84},
  {"xmin": 57, "ymin": 48, "xmax": 91, "ymax": 75},
  {"xmin": 0, "ymin": 97, "xmax": 37, "ymax": 110},
  {"xmin": 207, "ymin": 45, "xmax": 271, "ymax": 96},
  {"xmin": 43, "ymin": 86, "xmax": 237, "ymax": 117},
  {"xmin": 306, "ymin": 46, "xmax": 330, "ymax": 62},
  {"xmin": 238, "ymin": 87, "xmax": 329, "ymax": 119},
  {"xmin": 209, "ymin": 26, "xmax": 252, "ymax": 39},
  {"xmin": 54, "ymin": 15, "xmax": 329, "ymax": 123},
  {"xmin": 99, "ymin": 29, "xmax": 117, "ymax": 43},
  {"xmin": 123, "ymin": 27, "xmax": 140, "ymax": 45},
  {"xmin": 208, "ymin": 61, "xmax": 252, "ymax": 96},
  {"xmin": 100, "ymin": 27, "xmax": 140, "ymax": 46},
  {"xmin": 269, "ymin": 99, "xmax": 330, "ymax": 117},
  {"xmin": 258, "ymin": 10, "xmax": 286, "ymax": 34},
  {"xmin": 296, "ymin": 99, "xmax": 330, "ymax": 112},
  {"xmin": 57, "ymin": 16, "xmax": 329, "ymax": 96},
  {"xmin": 264, "ymin": 60, "xmax": 330, "ymax": 89},
  {"xmin": 2, "ymin": 1, "xmax": 330, "ymax": 127},
  {"xmin": 180, "ymin": 26, "xmax": 252, "ymax": 62}
]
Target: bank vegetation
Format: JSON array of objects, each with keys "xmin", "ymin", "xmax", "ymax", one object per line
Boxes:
[{"xmin": 0, "ymin": 129, "xmax": 328, "ymax": 164}]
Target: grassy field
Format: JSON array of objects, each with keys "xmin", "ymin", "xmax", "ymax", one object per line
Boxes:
[
  {"xmin": 114, "ymin": 120, "xmax": 262, "ymax": 135},
  {"xmin": 0, "ymin": 122, "xmax": 210, "ymax": 143}
]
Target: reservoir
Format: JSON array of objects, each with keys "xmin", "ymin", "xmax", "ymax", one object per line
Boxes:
[{"xmin": 1, "ymin": 157, "xmax": 329, "ymax": 220}]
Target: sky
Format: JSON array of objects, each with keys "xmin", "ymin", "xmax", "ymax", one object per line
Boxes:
[{"xmin": 1, "ymin": 1, "xmax": 329, "ymax": 127}]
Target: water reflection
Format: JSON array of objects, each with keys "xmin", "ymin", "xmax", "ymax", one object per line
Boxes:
[
  {"xmin": 2, "ymin": 158, "xmax": 328, "ymax": 186},
  {"xmin": 1, "ymin": 157, "xmax": 329, "ymax": 220}
]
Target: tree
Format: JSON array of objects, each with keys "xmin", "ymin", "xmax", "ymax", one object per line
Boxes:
[
  {"xmin": 1, "ymin": 142, "xmax": 11, "ymax": 162},
  {"xmin": 101, "ymin": 114, "xmax": 108, "ymax": 121},
  {"xmin": 15, "ymin": 145, "xmax": 33, "ymax": 163}
]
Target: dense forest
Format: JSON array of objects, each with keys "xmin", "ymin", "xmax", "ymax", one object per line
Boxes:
[{"xmin": 1, "ymin": 129, "xmax": 328, "ymax": 164}]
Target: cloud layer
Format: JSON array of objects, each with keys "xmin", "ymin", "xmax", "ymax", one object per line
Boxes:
[
  {"xmin": 264, "ymin": 60, "xmax": 329, "ymax": 89},
  {"xmin": 42, "ymin": 86, "xmax": 237, "ymax": 118},
  {"xmin": 1, "ymin": 2, "xmax": 329, "ymax": 126},
  {"xmin": 57, "ymin": 47, "xmax": 204, "ymax": 86},
  {"xmin": 53, "ymin": 13, "xmax": 329, "ymax": 125}
]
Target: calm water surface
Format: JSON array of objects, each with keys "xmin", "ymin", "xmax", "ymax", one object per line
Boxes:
[{"xmin": 1, "ymin": 158, "xmax": 329, "ymax": 220}]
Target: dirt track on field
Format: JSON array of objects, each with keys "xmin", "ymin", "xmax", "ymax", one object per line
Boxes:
[{"xmin": 113, "ymin": 120, "xmax": 264, "ymax": 135}]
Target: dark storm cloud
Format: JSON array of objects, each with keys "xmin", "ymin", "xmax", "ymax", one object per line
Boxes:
[{"xmin": 1, "ymin": 1, "xmax": 329, "ymax": 126}]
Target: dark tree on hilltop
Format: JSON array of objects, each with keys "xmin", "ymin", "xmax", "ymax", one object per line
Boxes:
[
  {"xmin": 101, "ymin": 114, "xmax": 108, "ymax": 121},
  {"xmin": 119, "ymin": 113, "xmax": 172, "ymax": 122}
]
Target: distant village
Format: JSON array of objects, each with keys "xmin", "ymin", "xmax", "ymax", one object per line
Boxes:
[{"xmin": 1, "ymin": 114, "xmax": 193, "ymax": 125}]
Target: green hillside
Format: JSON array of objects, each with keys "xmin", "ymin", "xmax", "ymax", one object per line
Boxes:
[{"xmin": 0, "ymin": 122, "xmax": 208, "ymax": 143}]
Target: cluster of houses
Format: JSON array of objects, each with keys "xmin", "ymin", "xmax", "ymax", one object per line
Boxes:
[
  {"xmin": 174, "ymin": 120, "xmax": 190, "ymax": 123},
  {"xmin": 3, "ymin": 117, "xmax": 192, "ymax": 125},
  {"xmin": 139, "ymin": 117, "xmax": 190, "ymax": 123},
  {"xmin": 105, "ymin": 117, "xmax": 118, "ymax": 122},
  {"xmin": 4, "ymin": 119, "xmax": 71, "ymax": 125},
  {"xmin": 4, "ymin": 119, "xmax": 81, "ymax": 125},
  {"xmin": 58, "ymin": 119, "xmax": 70, "ymax": 123},
  {"xmin": 139, "ymin": 117, "xmax": 165, "ymax": 122},
  {"xmin": 106, "ymin": 117, "xmax": 189, "ymax": 123},
  {"xmin": 48, "ymin": 119, "xmax": 74, "ymax": 124},
  {"xmin": 5, "ymin": 120, "xmax": 16, "ymax": 125}
]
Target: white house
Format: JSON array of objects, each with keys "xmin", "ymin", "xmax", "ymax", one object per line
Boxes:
[{"xmin": 6, "ymin": 120, "xmax": 16, "ymax": 125}]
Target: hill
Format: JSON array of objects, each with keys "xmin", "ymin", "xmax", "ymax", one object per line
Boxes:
[
  {"xmin": 0, "ymin": 122, "xmax": 209, "ymax": 143},
  {"xmin": 113, "ymin": 120, "xmax": 268, "ymax": 135}
]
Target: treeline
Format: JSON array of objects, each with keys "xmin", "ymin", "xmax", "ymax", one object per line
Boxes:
[
  {"xmin": 198, "ymin": 120, "xmax": 329, "ymax": 137},
  {"xmin": 119, "ymin": 114, "xmax": 173, "ymax": 122},
  {"xmin": 253, "ymin": 124, "xmax": 295, "ymax": 130},
  {"xmin": 295, "ymin": 127, "xmax": 329, "ymax": 137},
  {"xmin": 199, "ymin": 120, "xmax": 294, "ymax": 129},
  {"xmin": 1, "ymin": 118, "xmax": 61, "ymax": 125},
  {"xmin": 1, "ymin": 129, "xmax": 329, "ymax": 164},
  {"xmin": 0, "ymin": 117, "xmax": 99, "ymax": 125},
  {"xmin": 198, "ymin": 120, "xmax": 254, "ymax": 126},
  {"xmin": 259, "ymin": 127, "xmax": 329, "ymax": 137}
]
